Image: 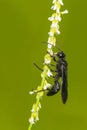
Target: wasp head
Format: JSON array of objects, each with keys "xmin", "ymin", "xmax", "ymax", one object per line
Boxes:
[{"xmin": 57, "ymin": 51, "xmax": 65, "ymax": 58}]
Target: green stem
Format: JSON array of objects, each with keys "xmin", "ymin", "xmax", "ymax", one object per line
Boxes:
[{"xmin": 28, "ymin": 124, "xmax": 32, "ymax": 130}]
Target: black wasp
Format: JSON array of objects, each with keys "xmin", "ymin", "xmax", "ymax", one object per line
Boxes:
[
  {"xmin": 33, "ymin": 44, "xmax": 68, "ymax": 104},
  {"xmin": 47, "ymin": 50, "xmax": 68, "ymax": 104}
]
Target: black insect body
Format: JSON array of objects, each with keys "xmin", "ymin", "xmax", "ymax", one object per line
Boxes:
[
  {"xmin": 47, "ymin": 80, "xmax": 60, "ymax": 96},
  {"xmin": 33, "ymin": 49, "xmax": 68, "ymax": 104},
  {"xmin": 48, "ymin": 51, "xmax": 68, "ymax": 104}
]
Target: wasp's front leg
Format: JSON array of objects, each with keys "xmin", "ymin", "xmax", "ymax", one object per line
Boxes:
[{"xmin": 47, "ymin": 51, "xmax": 57, "ymax": 62}]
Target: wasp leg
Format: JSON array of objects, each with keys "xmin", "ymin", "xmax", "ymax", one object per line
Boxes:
[
  {"xmin": 50, "ymin": 64, "xmax": 55, "ymax": 66},
  {"xmin": 33, "ymin": 63, "xmax": 43, "ymax": 71},
  {"xmin": 47, "ymin": 73, "xmax": 61, "ymax": 96},
  {"xmin": 47, "ymin": 51, "xmax": 57, "ymax": 62},
  {"xmin": 33, "ymin": 63, "xmax": 57, "ymax": 79},
  {"xmin": 30, "ymin": 88, "xmax": 50, "ymax": 94},
  {"xmin": 50, "ymin": 69, "xmax": 57, "ymax": 72},
  {"xmin": 47, "ymin": 81, "xmax": 60, "ymax": 96}
]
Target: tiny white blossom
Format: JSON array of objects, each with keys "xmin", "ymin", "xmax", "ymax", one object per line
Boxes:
[
  {"xmin": 29, "ymin": 117, "xmax": 35, "ymax": 124},
  {"xmin": 44, "ymin": 59, "xmax": 51, "ymax": 64},
  {"xmin": 59, "ymin": 0, "xmax": 64, "ymax": 6},
  {"xmin": 48, "ymin": 16, "xmax": 54, "ymax": 21},
  {"xmin": 51, "ymin": 22, "xmax": 58, "ymax": 28},
  {"xmin": 56, "ymin": 29, "xmax": 60, "ymax": 34},
  {"xmin": 52, "ymin": 0, "xmax": 56, "ymax": 4},
  {"xmin": 31, "ymin": 108, "xmax": 34, "ymax": 112},
  {"xmin": 48, "ymin": 43, "xmax": 52, "ymax": 48},
  {"xmin": 44, "ymin": 83, "xmax": 51, "ymax": 90},
  {"xmin": 61, "ymin": 10, "xmax": 68, "ymax": 14},
  {"xmin": 47, "ymin": 69, "xmax": 53, "ymax": 77},
  {"xmin": 36, "ymin": 116, "xmax": 39, "ymax": 121},
  {"xmin": 29, "ymin": 91, "xmax": 34, "ymax": 95},
  {"xmin": 51, "ymin": 5, "xmax": 57, "ymax": 10},
  {"xmin": 47, "ymin": 49, "xmax": 53, "ymax": 56},
  {"xmin": 56, "ymin": 16, "xmax": 61, "ymax": 21},
  {"xmin": 48, "ymin": 31, "xmax": 54, "ymax": 36}
]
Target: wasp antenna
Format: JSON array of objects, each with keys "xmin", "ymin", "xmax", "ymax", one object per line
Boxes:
[
  {"xmin": 42, "ymin": 41, "xmax": 54, "ymax": 45},
  {"xmin": 42, "ymin": 41, "xmax": 63, "ymax": 52},
  {"xmin": 33, "ymin": 62, "xmax": 43, "ymax": 71},
  {"xmin": 41, "ymin": 41, "xmax": 54, "ymax": 46}
]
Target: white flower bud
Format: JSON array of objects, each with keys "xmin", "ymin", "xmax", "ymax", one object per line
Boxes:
[
  {"xmin": 61, "ymin": 10, "xmax": 68, "ymax": 14},
  {"xmin": 48, "ymin": 43, "xmax": 52, "ymax": 49},
  {"xmin": 56, "ymin": 29, "xmax": 60, "ymax": 35},
  {"xmin": 52, "ymin": 0, "xmax": 56, "ymax": 4},
  {"xmin": 56, "ymin": 16, "xmax": 61, "ymax": 21},
  {"xmin": 48, "ymin": 16, "xmax": 54, "ymax": 21},
  {"xmin": 44, "ymin": 58, "xmax": 51, "ymax": 64},
  {"xmin": 29, "ymin": 117, "xmax": 35, "ymax": 124},
  {"xmin": 44, "ymin": 83, "xmax": 51, "ymax": 90},
  {"xmin": 29, "ymin": 91, "xmax": 34, "ymax": 95},
  {"xmin": 36, "ymin": 116, "xmax": 39, "ymax": 121},
  {"xmin": 47, "ymin": 70, "xmax": 53, "ymax": 77},
  {"xmin": 51, "ymin": 22, "xmax": 58, "ymax": 28},
  {"xmin": 31, "ymin": 108, "xmax": 34, "ymax": 112},
  {"xmin": 48, "ymin": 31, "xmax": 54, "ymax": 37},
  {"xmin": 51, "ymin": 5, "xmax": 57, "ymax": 10},
  {"xmin": 59, "ymin": 0, "xmax": 64, "ymax": 6}
]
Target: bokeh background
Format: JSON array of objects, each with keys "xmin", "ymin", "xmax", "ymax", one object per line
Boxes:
[{"xmin": 0, "ymin": 0, "xmax": 87, "ymax": 130}]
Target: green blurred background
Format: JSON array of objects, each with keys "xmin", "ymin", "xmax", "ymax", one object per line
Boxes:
[{"xmin": 0, "ymin": 0, "xmax": 87, "ymax": 130}]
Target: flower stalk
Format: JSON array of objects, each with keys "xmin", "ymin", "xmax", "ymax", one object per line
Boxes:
[{"xmin": 28, "ymin": 0, "xmax": 68, "ymax": 130}]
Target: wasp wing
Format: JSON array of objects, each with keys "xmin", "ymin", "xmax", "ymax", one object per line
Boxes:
[{"xmin": 61, "ymin": 62, "xmax": 68, "ymax": 104}]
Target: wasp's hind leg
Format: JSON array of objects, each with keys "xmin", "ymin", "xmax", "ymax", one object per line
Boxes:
[
  {"xmin": 47, "ymin": 73, "xmax": 61, "ymax": 96},
  {"xmin": 47, "ymin": 81, "xmax": 60, "ymax": 96}
]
